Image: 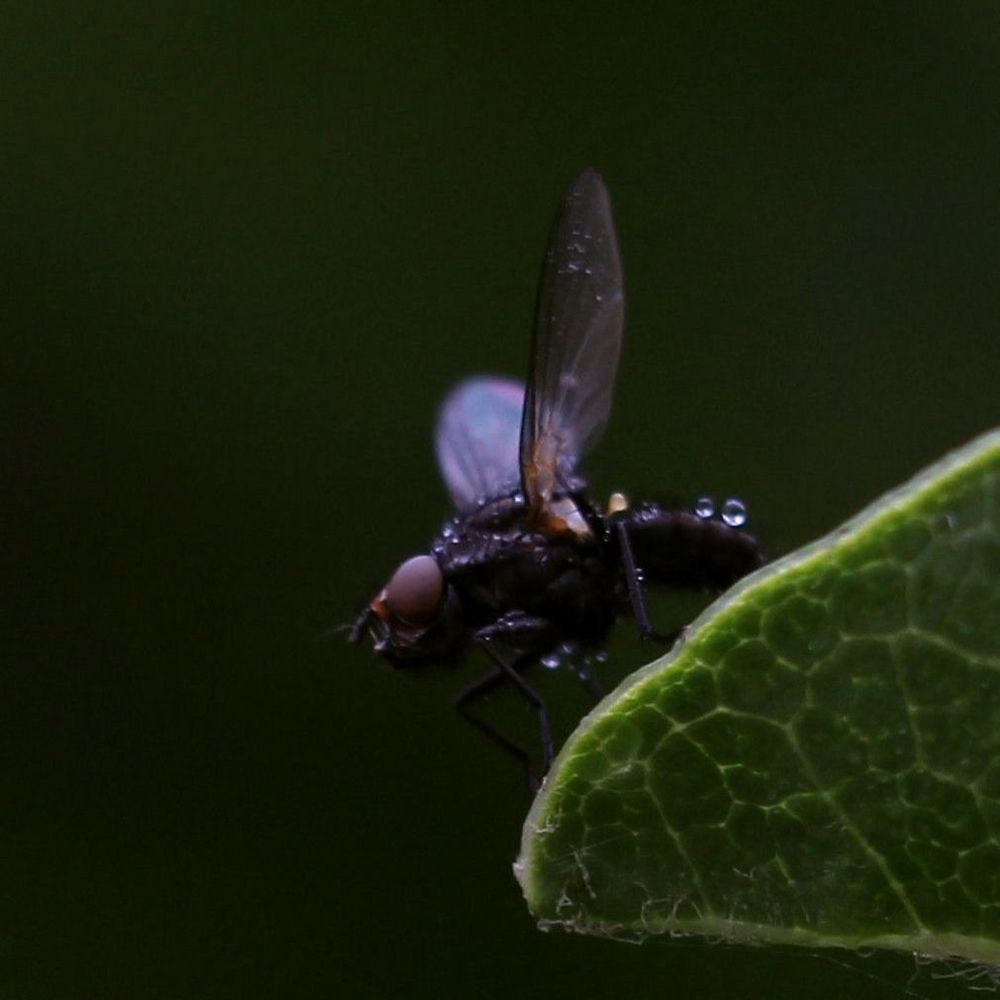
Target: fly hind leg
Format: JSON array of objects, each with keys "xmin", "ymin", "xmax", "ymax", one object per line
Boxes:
[
  {"xmin": 612, "ymin": 502, "xmax": 764, "ymax": 644},
  {"xmin": 612, "ymin": 518, "xmax": 683, "ymax": 645}
]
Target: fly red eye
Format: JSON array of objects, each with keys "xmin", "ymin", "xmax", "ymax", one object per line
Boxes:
[{"xmin": 383, "ymin": 555, "xmax": 444, "ymax": 627}]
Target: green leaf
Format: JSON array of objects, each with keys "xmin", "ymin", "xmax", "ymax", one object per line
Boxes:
[{"xmin": 516, "ymin": 429, "xmax": 1000, "ymax": 963}]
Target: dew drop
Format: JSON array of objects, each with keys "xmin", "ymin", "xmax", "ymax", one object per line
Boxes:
[
  {"xmin": 541, "ymin": 652, "xmax": 562, "ymax": 670},
  {"xmin": 721, "ymin": 497, "xmax": 748, "ymax": 527},
  {"xmin": 694, "ymin": 497, "xmax": 715, "ymax": 519}
]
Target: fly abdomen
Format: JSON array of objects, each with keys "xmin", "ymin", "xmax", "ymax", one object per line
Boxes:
[{"xmin": 614, "ymin": 501, "xmax": 764, "ymax": 590}]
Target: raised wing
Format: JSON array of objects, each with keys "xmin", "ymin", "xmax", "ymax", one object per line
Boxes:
[
  {"xmin": 435, "ymin": 376, "xmax": 524, "ymax": 510},
  {"xmin": 520, "ymin": 169, "xmax": 624, "ymax": 509}
]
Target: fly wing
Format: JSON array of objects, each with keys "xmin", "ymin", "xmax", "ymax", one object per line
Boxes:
[
  {"xmin": 520, "ymin": 169, "xmax": 624, "ymax": 508},
  {"xmin": 435, "ymin": 376, "xmax": 525, "ymax": 510}
]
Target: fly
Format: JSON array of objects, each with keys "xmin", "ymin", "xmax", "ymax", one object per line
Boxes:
[{"xmin": 349, "ymin": 170, "xmax": 764, "ymax": 786}]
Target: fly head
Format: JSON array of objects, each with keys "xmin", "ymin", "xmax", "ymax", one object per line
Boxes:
[{"xmin": 350, "ymin": 554, "xmax": 463, "ymax": 665}]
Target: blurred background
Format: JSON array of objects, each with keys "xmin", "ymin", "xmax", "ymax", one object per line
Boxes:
[{"xmin": 5, "ymin": 4, "xmax": 1000, "ymax": 997}]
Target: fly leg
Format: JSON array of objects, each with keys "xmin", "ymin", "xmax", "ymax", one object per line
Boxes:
[
  {"xmin": 573, "ymin": 665, "xmax": 604, "ymax": 705},
  {"xmin": 455, "ymin": 666, "xmax": 535, "ymax": 786},
  {"xmin": 613, "ymin": 518, "xmax": 682, "ymax": 645},
  {"xmin": 462, "ymin": 613, "xmax": 559, "ymax": 785}
]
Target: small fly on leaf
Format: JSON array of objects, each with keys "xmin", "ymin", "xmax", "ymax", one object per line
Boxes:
[{"xmin": 350, "ymin": 170, "xmax": 764, "ymax": 787}]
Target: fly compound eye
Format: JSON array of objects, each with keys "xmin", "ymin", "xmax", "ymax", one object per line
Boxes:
[{"xmin": 383, "ymin": 555, "xmax": 444, "ymax": 627}]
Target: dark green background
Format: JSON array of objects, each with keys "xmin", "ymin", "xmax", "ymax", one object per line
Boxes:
[{"xmin": 5, "ymin": 4, "xmax": 1000, "ymax": 997}]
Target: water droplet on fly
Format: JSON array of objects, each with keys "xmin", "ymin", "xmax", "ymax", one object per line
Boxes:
[
  {"xmin": 541, "ymin": 652, "xmax": 562, "ymax": 670},
  {"xmin": 694, "ymin": 497, "xmax": 715, "ymax": 519},
  {"xmin": 721, "ymin": 498, "xmax": 747, "ymax": 527}
]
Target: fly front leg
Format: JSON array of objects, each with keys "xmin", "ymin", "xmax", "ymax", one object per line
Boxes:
[
  {"xmin": 455, "ymin": 665, "xmax": 534, "ymax": 785},
  {"xmin": 470, "ymin": 612, "xmax": 559, "ymax": 780}
]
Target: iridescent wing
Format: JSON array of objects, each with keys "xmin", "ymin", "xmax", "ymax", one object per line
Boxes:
[
  {"xmin": 520, "ymin": 169, "xmax": 624, "ymax": 509},
  {"xmin": 435, "ymin": 376, "xmax": 525, "ymax": 510}
]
